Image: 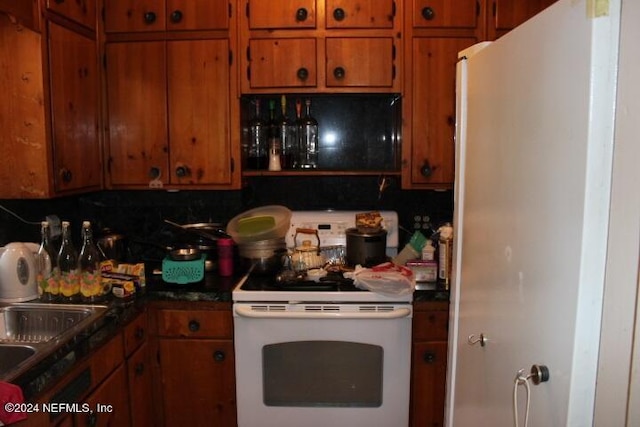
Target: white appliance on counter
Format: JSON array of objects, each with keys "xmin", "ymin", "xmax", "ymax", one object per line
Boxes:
[
  {"xmin": 448, "ymin": 0, "xmax": 640, "ymax": 426},
  {"xmin": 233, "ymin": 210, "xmax": 413, "ymax": 427}
]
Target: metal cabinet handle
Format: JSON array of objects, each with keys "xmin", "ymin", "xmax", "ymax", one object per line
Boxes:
[
  {"xmin": 143, "ymin": 11, "xmax": 157, "ymax": 24},
  {"xmin": 188, "ymin": 320, "xmax": 200, "ymax": 332},
  {"xmin": 170, "ymin": 9, "xmax": 183, "ymax": 23},
  {"xmin": 468, "ymin": 333, "xmax": 487, "ymax": 347},
  {"xmin": 421, "ymin": 6, "xmax": 435, "ymax": 20},
  {"xmin": 213, "ymin": 350, "xmax": 226, "ymax": 362},
  {"xmin": 333, "ymin": 66, "xmax": 345, "ymax": 80},
  {"xmin": 333, "ymin": 8, "xmax": 345, "ymax": 21},
  {"xmin": 295, "ymin": 8, "xmax": 308, "ymax": 22},
  {"xmin": 297, "ymin": 67, "xmax": 309, "ymax": 81}
]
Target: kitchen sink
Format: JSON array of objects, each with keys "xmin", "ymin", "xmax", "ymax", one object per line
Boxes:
[{"xmin": 0, "ymin": 303, "xmax": 109, "ymax": 381}]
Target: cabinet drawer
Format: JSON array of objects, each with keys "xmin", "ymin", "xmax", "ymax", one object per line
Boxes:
[
  {"xmin": 413, "ymin": 310, "xmax": 449, "ymax": 341},
  {"xmin": 249, "ymin": 38, "xmax": 317, "ymax": 88},
  {"xmin": 326, "ymin": 0, "xmax": 395, "ymax": 29},
  {"xmin": 124, "ymin": 310, "xmax": 147, "ymax": 356},
  {"xmin": 326, "ymin": 37, "xmax": 394, "ymax": 87},
  {"xmin": 156, "ymin": 309, "xmax": 233, "ymax": 338},
  {"xmin": 248, "ymin": 0, "xmax": 316, "ymax": 29},
  {"xmin": 412, "ymin": 0, "xmax": 478, "ymax": 29},
  {"xmin": 46, "ymin": 0, "xmax": 96, "ymax": 30},
  {"xmin": 104, "ymin": 0, "xmax": 166, "ymax": 33},
  {"xmin": 166, "ymin": 0, "xmax": 229, "ymax": 30}
]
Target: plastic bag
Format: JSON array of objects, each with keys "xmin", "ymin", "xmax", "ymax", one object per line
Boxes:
[{"xmin": 344, "ymin": 262, "xmax": 415, "ymax": 297}]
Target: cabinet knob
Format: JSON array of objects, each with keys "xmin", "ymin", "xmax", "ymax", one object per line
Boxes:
[
  {"xmin": 170, "ymin": 10, "xmax": 183, "ymax": 23},
  {"xmin": 420, "ymin": 160, "xmax": 435, "ymax": 177},
  {"xmin": 86, "ymin": 412, "xmax": 98, "ymax": 427},
  {"xmin": 213, "ymin": 350, "xmax": 226, "ymax": 362},
  {"xmin": 423, "ymin": 351, "xmax": 436, "ymax": 364},
  {"xmin": 149, "ymin": 166, "xmax": 161, "ymax": 179},
  {"xmin": 175, "ymin": 165, "xmax": 191, "ymax": 178},
  {"xmin": 333, "ymin": 8, "xmax": 346, "ymax": 21},
  {"xmin": 188, "ymin": 320, "xmax": 201, "ymax": 332},
  {"xmin": 421, "ymin": 7, "xmax": 435, "ymax": 21},
  {"xmin": 135, "ymin": 362, "xmax": 145, "ymax": 376},
  {"xmin": 296, "ymin": 67, "xmax": 309, "ymax": 81},
  {"xmin": 135, "ymin": 326, "xmax": 145, "ymax": 340},
  {"xmin": 333, "ymin": 66, "xmax": 346, "ymax": 80},
  {"xmin": 295, "ymin": 8, "xmax": 308, "ymax": 22},
  {"xmin": 59, "ymin": 168, "xmax": 73, "ymax": 183},
  {"xmin": 143, "ymin": 11, "xmax": 157, "ymax": 24}
]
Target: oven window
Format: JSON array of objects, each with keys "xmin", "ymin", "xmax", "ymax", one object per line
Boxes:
[{"xmin": 263, "ymin": 340, "xmax": 383, "ymax": 407}]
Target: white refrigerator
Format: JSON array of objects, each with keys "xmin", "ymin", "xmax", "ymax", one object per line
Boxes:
[{"xmin": 448, "ymin": 0, "xmax": 640, "ymax": 426}]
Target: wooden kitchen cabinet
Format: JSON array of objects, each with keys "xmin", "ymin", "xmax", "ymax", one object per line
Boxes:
[
  {"xmin": 240, "ymin": 0, "xmax": 401, "ymax": 93},
  {"xmin": 104, "ymin": 0, "xmax": 229, "ymax": 33},
  {"xmin": 402, "ymin": 0, "xmax": 557, "ymax": 189},
  {"xmin": 149, "ymin": 304, "xmax": 236, "ymax": 427},
  {"xmin": 73, "ymin": 364, "xmax": 131, "ymax": 427},
  {"xmin": 410, "ymin": 301, "xmax": 449, "ymax": 427},
  {"xmin": 0, "ymin": 7, "xmax": 101, "ymax": 199},
  {"xmin": 124, "ymin": 309, "xmax": 153, "ymax": 426},
  {"xmin": 103, "ymin": 0, "xmax": 239, "ymax": 190},
  {"xmin": 45, "ymin": 0, "xmax": 96, "ymax": 30}
]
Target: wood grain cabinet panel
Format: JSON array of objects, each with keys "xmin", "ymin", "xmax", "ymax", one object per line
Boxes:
[
  {"xmin": 491, "ymin": 0, "xmax": 557, "ymax": 35},
  {"xmin": 248, "ymin": 38, "xmax": 318, "ymax": 88},
  {"xmin": 325, "ymin": 37, "xmax": 394, "ymax": 87},
  {"xmin": 247, "ymin": 0, "xmax": 316, "ymax": 29},
  {"xmin": 412, "ymin": 0, "xmax": 479, "ymax": 29},
  {"xmin": 73, "ymin": 364, "xmax": 131, "ymax": 427},
  {"xmin": 325, "ymin": 0, "xmax": 395, "ymax": 28},
  {"xmin": 45, "ymin": 0, "xmax": 96, "ymax": 30}
]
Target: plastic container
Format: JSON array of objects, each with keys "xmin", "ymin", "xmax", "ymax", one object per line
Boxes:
[
  {"xmin": 217, "ymin": 238, "xmax": 234, "ymax": 277},
  {"xmin": 226, "ymin": 205, "xmax": 292, "ymax": 244}
]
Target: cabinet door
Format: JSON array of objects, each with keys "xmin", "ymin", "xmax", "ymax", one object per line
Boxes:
[
  {"xmin": 411, "ymin": 341, "xmax": 447, "ymax": 427},
  {"xmin": 412, "ymin": 0, "xmax": 478, "ymax": 29},
  {"xmin": 326, "ymin": 37, "xmax": 394, "ymax": 88},
  {"xmin": 410, "ymin": 37, "xmax": 476, "ymax": 186},
  {"xmin": 166, "ymin": 0, "xmax": 229, "ymax": 30},
  {"xmin": 74, "ymin": 364, "xmax": 131, "ymax": 427},
  {"xmin": 106, "ymin": 41, "xmax": 169, "ymax": 186},
  {"xmin": 248, "ymin": 0, "xmax": 316, "ymax": 29},
  {"xmin": 48, "ymin": 22, "xmax": 101, "ymax": 193},
  {"xmin": 159, "ymin": 339, "xmax": 236, "ymax": 426},
  {"xmin": 104, "ymin": 0, "xmax": 165, "ymax": 33},
  {"xmin": 489, "ymin": 0, "xmax": 557, "ymax": 38},
  {"xmin": 167, "ymin": 39, "xmax": 233, "ymax": 185},
  {"xmin": 326, "ymin": 0, "xmax": 395, "ymax": 28},
  {"xmin": 248, "ymin": 38, "xmax": 317, "ymax": 88},
  {"xmin": 45, "ymin": 0, "xmax": 96, "ymax": 30},
  {"xmin": 128, "ymin": 342, "xmax": 154, "ymax": 426}
]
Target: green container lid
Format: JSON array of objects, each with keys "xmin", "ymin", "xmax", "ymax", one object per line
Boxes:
[{"xmin": 408, "ymin": 231, "xmax": 428, "ymax": 252}]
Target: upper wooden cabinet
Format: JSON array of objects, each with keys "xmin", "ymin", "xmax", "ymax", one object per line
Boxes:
[
  {"xmin": 240, "ymin": 0, "xmax": 402, "ymax": 94},
  {"xmin": 412, "ymin": 0, "xmax": 479, "ymax": 29},
  {"xmin": 45, "ymin": 0, "xmax": 96, "ymax": 30},
  {"xmin": 104, "ymin": 0, "xmax": 229, "ymax": 33},
  {"xmin": 0, "ymin": 11, "xmax": 101, "ymax": 199}
]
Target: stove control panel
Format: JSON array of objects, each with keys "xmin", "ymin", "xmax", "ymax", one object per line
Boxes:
[{"xmin": 286, "ymin": 211, "xmax": 398, "ymax": 251}]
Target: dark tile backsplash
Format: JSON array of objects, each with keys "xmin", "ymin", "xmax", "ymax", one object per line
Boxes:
[{"xmin": 0, "ymin": 177, "xmax": 452, "ymax": 256}]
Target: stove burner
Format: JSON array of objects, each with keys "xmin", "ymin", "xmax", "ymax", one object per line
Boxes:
[{"xmin": 240, "ymin": 272, "xmax": 362, "ymax": 292}]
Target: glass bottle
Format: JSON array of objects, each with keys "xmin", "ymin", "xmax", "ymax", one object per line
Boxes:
[
  {"xmin": 58, "ymin": 221, "xmax": 80, "ymax": 302},
  {"xmin": 267, "ymin": 99, "xmax": 282, "ymax": 171},
  {"xmin": 297, "ymin": 98, "xmax": 318, "ymax": 169},
  {"xmin": 37, "ymin": 221, "xmax": 59, "ymax": 302},
  {"xmin": 278, "ymin": 95, "xmax": 297, "ymax": 169},
  {"xmin": 78, "ymin": 221, "xmax": 105, "ymax": 302},
  {"xmin": 247, "ymin": 99, "xmax": 268, "ymax": 169}
]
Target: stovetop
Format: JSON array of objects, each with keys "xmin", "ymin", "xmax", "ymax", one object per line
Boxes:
[{"xmin": 239, "ymin": 272, "xmax": 361, "ymax": 293}]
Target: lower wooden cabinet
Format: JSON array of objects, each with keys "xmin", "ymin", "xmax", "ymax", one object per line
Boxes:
[
  {"xmin": 410, "ymin": 301, "xmax": 450, "ymax": 427},
  {"xmin": 149, "ymin": 303, "xmax": 236, "ymax": 427},
  {"xmin": 73, "ymin": 364, "xmax": 131, "ymax": 427}
]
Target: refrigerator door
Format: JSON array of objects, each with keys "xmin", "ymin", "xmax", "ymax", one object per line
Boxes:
[{"xmin": 447, "ymin": 0, "xmax": 621, "ymax": 426}]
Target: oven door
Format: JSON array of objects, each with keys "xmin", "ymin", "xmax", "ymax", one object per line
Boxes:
[{"xmin": 233, "ymin": 302, "xmax": 413, "ymax": 427}]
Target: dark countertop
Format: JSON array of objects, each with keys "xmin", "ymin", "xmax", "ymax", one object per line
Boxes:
[{"xmin": 13, "ymin": 268, "xmax": 448, "ymax": 401}]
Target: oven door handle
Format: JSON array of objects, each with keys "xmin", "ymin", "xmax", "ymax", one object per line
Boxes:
[{"xmin": 234, "ymin": 306, "xmax": 412, "ymax": 319}]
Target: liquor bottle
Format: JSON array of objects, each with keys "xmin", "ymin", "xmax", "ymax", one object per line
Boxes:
[
  {"xmin": 78, "ymin": 221, "xmax": 105, "ymax": 302},
  {"xmin": 278, "ymin": 95, "xmax": 297, "ymax": 169},
  {"xmin": 247, "ymin": 99, "xmax": 268, "ymax": 169},
  {"xmin": 37, "ymin": 221, "xmax": 58, "ymax": 302},
  {"xmin": 58, "ymin": 221, "xmax": 80, "ymax": 302},
  {"xmin": 297, "ymin": 98, "xmax": 318, "ymax": 169}
]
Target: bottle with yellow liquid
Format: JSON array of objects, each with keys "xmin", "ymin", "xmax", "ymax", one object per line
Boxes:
[
  {"xmin": 58, "ymin": 221, "xmax": 80, "ymax": 302},
  {"xmin": 78, "ymin": 221, "xmax": 106, "ymax": 302}
]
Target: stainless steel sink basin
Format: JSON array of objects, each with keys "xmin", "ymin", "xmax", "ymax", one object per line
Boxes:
[
  {"xmin": 0, "ymin": 345, "xmax": 36, "ymax": 377},
  {"xmin": 0, "ymin": 303, "xmax": 109, "ymax": 381}
]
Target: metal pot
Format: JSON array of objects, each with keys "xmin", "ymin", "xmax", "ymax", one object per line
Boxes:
[
  {"xmin": 237, "ymin": 238, "xmax": 287, "ymax": 275},
  {"xmin": 97, "ymin": 230, "xmax": 129, "ymax": 262},
  {"xmin": 170, "ymin": 222, "xmax": 226, "ymax": 272},
  {"xmin": 345, "ymin": 227, "xmax": 388, "ymax": 267}
]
